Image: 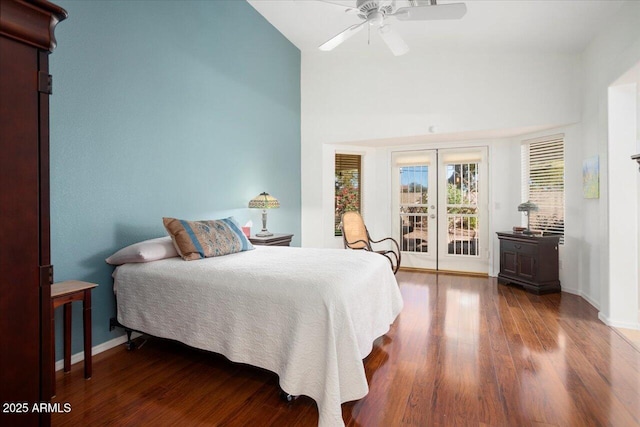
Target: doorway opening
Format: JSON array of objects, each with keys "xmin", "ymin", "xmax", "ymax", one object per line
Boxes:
[{"xmin": 391, "ymin": 147, "xmax": 489, "ymax": 274}]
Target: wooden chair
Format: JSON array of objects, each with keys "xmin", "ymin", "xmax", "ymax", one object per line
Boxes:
[{"xmin": 340, "ymin": 211, "xmax": 401, "ymax": 274}]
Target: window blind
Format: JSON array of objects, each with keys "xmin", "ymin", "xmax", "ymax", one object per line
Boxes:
[
  {"xmin": 335, "ymin": 154, "xmax": 361, "ymax": 236},
  {"xmin": 521, "ymin": 135, "xmax": 565, "ymax": 242}
]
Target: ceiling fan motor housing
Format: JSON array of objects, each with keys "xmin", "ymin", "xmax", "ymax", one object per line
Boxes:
[{"xmin": 357, "ymin": 0, "xmax": 393, "ymax": 21}]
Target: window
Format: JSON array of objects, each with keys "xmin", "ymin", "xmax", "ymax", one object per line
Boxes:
[
  {"xmin": 521, "ymin": 134, "xmax": 565, "ymax": 242},
  {"xmin": 446, "ymin": 162, "xmax": 479, "ymax": 256},
  {"xmin": 335, "ymin": 153, "xmax": 361, "ymax": 236}
]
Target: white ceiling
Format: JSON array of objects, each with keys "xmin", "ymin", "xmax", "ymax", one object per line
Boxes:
[{"xmin": 248, "ymin": 0, "xmax": 627, "ymax": 55}]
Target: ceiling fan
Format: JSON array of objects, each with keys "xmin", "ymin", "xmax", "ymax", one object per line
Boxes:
[{"xmin": 317, "ymin": 0, "xmax": 467, "ymax": 56}]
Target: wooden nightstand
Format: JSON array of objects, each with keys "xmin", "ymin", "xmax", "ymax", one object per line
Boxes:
[
  {"xmin": 496, "ymin": 232, "xmax": 560, "ymax": 294},
  {"xmin": 51, "ymin": 280, "xmax": 98, "ymax": 395},
  {"xmin": 249, "ymin": 233, "xmax": 293, "ymax": 247}
]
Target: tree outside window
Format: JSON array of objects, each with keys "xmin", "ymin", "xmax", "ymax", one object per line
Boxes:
[{"xmin": 335, "ymin": 154, "xmax": 361, "ymax": 236}]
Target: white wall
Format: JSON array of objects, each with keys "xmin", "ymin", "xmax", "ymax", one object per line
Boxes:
[
  {"xmin": 509, "ymin": 125, "xmax": 583, "ymax": 296},
  {"xmin": 362, "ymin": 139, "xmax": 522, "ymax": 277},
  {"xmin": 301, "ymin": 50, "xmax": 582, "ymax": 276},
  {"xmin": 302, "ymin": 51, "xmax": 582, "ymax": 249},
  {"xmin": 607, "ymin": 83, "xmax": 639, "ymax": 327},
  {"xmin": 322, "ymin": 144, "xmax": 380, "ymax": 249},
  {"xmin": 300, "ymin": 1, "xmax": 640, "ymax": 320},
  {"xmin": 580, "ymin": 0, "xmax": 640, "ymax": 326}
]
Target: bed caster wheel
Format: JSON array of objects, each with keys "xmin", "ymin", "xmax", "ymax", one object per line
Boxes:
[{"xmin": 280, "ymin": 391, "xmax": 298, "ymax": 402}]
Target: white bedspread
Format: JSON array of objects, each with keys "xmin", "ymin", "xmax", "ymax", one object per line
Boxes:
[{"xmin": 114, "ymin": 246, "xmax": 403, "ymax": 427}]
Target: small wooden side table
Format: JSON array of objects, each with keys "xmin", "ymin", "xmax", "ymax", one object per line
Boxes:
[
  {"xmin": 496, "ymin": 232, "xmax": 560, "ymax": 294},
  {"xmin": 51, "ymin": 280, "xmax": 98, "ymax": 395},
  {"xmin": 249, "ymin": 233, "xmax": 293, "ymax": 247}
]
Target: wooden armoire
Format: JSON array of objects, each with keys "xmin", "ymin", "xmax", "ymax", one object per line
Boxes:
[{"xmin": 0, "ymin": 0, "xmax": 66, "ymax": 425}]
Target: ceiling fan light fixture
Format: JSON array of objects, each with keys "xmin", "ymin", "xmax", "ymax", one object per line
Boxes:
[{"xmin": 368, "ymin": 10, "xmax": 384, "ymax": 26}]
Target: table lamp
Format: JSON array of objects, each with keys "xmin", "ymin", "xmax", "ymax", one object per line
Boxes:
[
  {"xmin": 248, "ymin": 192, "xmax": 280, "ymax": 237},
  {"xmin": 518, "ymin": 201, "xmax": 539, "ymax": 235}
]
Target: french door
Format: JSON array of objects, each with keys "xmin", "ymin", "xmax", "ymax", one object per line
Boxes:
[{"xmin": 391, "ymin": 147, "xmax": 488, "ymax": 274}]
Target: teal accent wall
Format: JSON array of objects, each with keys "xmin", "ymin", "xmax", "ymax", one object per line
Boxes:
[{"xmin": 50, "ymin": 0, "xmax": 300, "ymax": 359}]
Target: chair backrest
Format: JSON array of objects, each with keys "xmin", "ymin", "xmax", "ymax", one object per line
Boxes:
[{"xmin": 341, "ymin": 211, "xmax": 369, "ymax": 249}]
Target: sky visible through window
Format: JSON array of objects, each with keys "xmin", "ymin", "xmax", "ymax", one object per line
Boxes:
[
  {"xmin": 400, "ymin": 166, "xmax": 458, "ymax": 185},
  {"xmin": 400, "ymin": 166, "xmax": 428, "ymax": 187}
]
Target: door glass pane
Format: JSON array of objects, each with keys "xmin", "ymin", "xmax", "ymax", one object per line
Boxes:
[
  {"xmin": 399, "ymin": 165, "xmax": 429, "ymax": 252},
  {"xmin": 446, "ymin": 162, "xmax": 479, "ymax": 256}
]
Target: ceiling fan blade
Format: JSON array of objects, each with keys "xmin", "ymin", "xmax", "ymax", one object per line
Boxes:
[
  {"xmin": 392, "ymin": 3, "xmax": 467, "ymax": 21},
  {"xmin": 379, "ymin": 25, "xmax": 409, "ymax": 56},
  {"xmin": 319, "ymin": 21, "xmax": 366, "ymax": 51}
]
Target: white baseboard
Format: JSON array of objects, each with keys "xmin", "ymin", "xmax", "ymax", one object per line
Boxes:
[
  {"xmin": 561, "ymin": 286, "xmax": 580, "ymax": 295},
  {"xmin": 579, "ymin": 291, "xmax": 600, "ymax": 310},
  {"xmin": 571, "ymin": 291, "xmax": 640, "ymax": 330},
  {"xmin": 597, "ymin": 312, "xmax": 640, "ymax": 330},
  {"xmin": 561, "ymin": 287, "xmax": 601, "ymax": 310},
  {"xmin": 55, "ymin": 332, "xmax": 141, "ymax": 372}
]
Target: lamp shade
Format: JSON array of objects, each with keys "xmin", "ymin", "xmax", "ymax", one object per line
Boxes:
[
  {"xmin": 517, "ymin": 201, "xmax": 539, "ymax": 213},
  {"xmin": 248, "ymin": 192, "xmax": 280, "ymax": 209}
]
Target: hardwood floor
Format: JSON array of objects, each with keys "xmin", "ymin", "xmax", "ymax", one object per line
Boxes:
[
  {"xmin": 52, "ymin": 271, "xmax": 640, "ymax": 426},
  {"xmin": 617, "ymin": 328, "xmax": 640, "ymax": 352}
]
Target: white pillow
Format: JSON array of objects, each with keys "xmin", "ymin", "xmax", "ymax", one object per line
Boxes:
[{"xmin": 105, "ymin": 236, "xmax": 178, "ymax": 265}]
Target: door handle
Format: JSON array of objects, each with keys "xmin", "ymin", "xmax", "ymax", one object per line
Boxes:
[{"xmin": 430, "ymin": 214, "xmax": 436, "ymax": 219}]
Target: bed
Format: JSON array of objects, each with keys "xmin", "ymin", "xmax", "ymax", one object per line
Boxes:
[{"xmin": 114, "ymin": 245, "xmax": 403, "ymax": 427}]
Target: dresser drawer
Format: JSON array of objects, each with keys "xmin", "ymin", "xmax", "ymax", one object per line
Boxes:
[{"xmin": 501, "ymin": 239, "xmax": 537, "ymax": 255}]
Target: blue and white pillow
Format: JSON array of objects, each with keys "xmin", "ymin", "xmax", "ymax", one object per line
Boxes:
[{"xmin": 163, "ymin": 216, "xmax": 254, "ymax": 261}]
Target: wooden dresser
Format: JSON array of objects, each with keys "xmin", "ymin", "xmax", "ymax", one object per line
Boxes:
[
  {"xmin": 496, "ymin": 232, "xmax": 561, "ymax": 294},
  {"xmin": 0, "ymin": 1, "xmax": 66, "ymax": 425}
]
